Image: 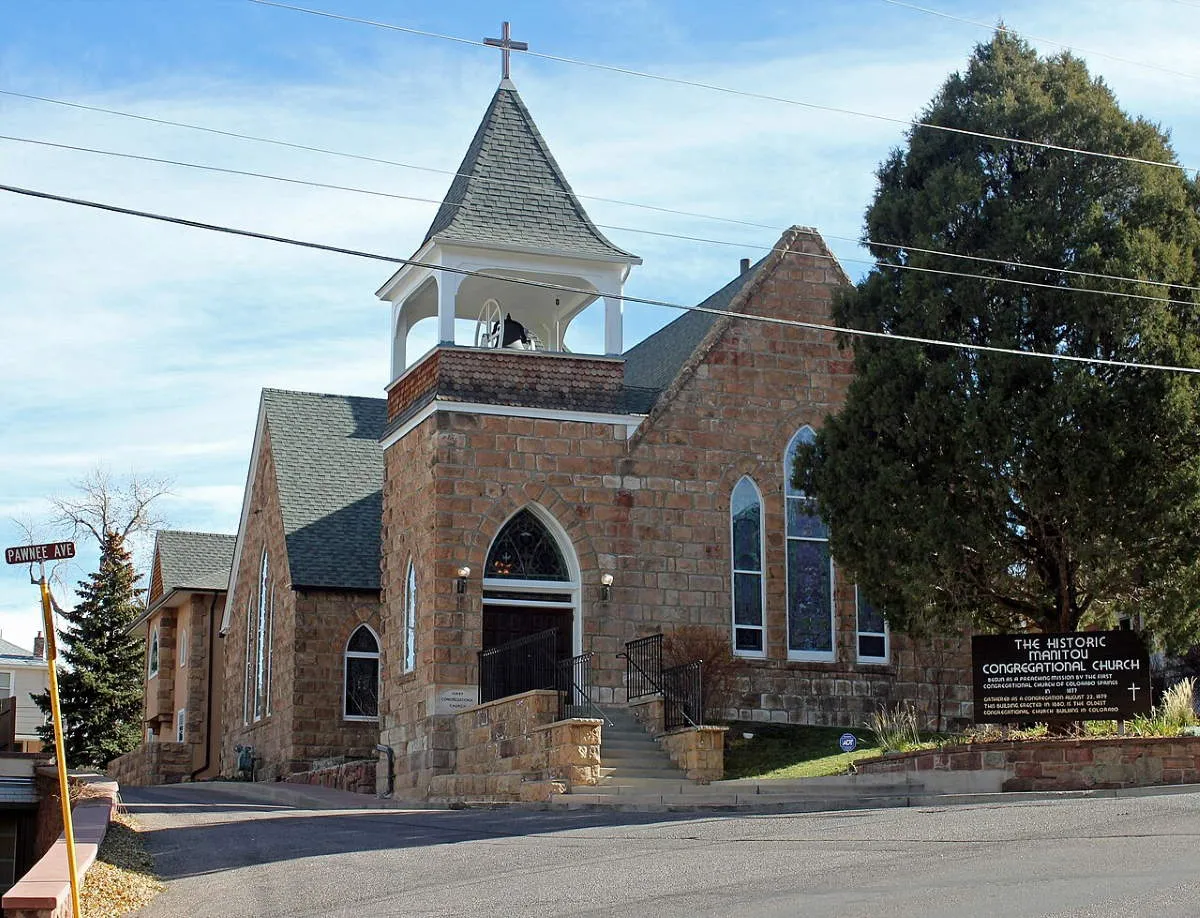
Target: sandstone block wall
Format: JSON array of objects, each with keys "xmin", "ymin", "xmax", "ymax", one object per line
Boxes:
[
  {"xmin": 105, "ymin": 741, "xmax": 192, "ymax": 787},
  {"xmin": 660, "ymin": 726, "xmax": 728, "ymax": 782},
  {"xmin": 284, "ymin": 758, "xmax": 377, "ymax": 795}
]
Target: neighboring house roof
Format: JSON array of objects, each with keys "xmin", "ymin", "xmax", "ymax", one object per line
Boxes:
[
  {"xmin": 422, "ymin": 79, "xmax": 639, "ymax": 262},
  {"xmin": 263, "ymin": 389, "xmax": 387, "ymax": 591},
  {"xmin": 156, "ymin": 530, "xmax": 236, "ymax": 594},
  {"xmin": 0, "ymin": 638, "xmax": 42, "ymax": 667},
  {"xmin": 622, "ymin": 257, "xmax": 767, "ymax": 401}
]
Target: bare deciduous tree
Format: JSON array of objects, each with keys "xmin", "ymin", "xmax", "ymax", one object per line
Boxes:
[{"xmin": 51, "ymin": 469, "xmax": 171, "ymax": 544}]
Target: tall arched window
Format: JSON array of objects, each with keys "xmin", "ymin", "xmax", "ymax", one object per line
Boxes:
[
  {"xmin": 731, "ymin": 476, "xmax": 766, "ymax": 657},
  {"xmin": 254, "ymin": 550, "xmax": 270, "ymax": 720},
  {"xmin": 344, "ymin": 625, "xmax": 380, "ymax": 719},
  {"xmin": 148, "ymin": 627, "xmax": 160, "ymax": 678},
  {"xmin": 403, "ymin": 559, "xmax": 417, "ymax": 673},
  {"xmin": 785, "ymin": 427, "xmax": 835, "ymax": 661}
]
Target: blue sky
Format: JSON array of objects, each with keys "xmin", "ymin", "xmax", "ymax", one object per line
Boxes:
[{"xmin": 1, "ymin": 0, "xmax": 1198, "ymax": 648}]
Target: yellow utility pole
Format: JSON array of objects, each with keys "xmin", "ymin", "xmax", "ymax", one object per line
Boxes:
[
  {"xmin": 38, "ymin": 567, "xmax": 82, "ymax": 918},
  {"xmin": 5, "ymin": 541, "xmax": 81, "ymax": 918}
]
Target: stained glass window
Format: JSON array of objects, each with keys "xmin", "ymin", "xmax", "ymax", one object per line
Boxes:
[
  {"xmin": 485, "ymin": 509, "xmax": 569, "ymax": 581},
  {"xmin": 731, "ymin": 477, "xmax": 765, "ymax": 656},
  {"xmin": 344, "ymin": 625, "xmax": 380, "ymax": 719},
  {"xmin": 403, "ymin": 560, "xmax": 417, "ymax": 672},
  {"xmin": 785, "ymin": 427, "xmax": 834, "ymax": 660}
]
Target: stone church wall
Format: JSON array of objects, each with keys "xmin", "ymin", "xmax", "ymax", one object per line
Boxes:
[{"xmin": 221, "ymin": 428, "xmax": 383, "ymax": 782}]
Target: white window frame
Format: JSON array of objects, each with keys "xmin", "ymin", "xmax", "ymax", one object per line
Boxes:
[
  {"xmin": 178, "ymin": 628, "xmax": 188, "ymax": 668},
  {"xmin": 148, "ymin": 627, "xmax": 160, "ymax": 678},
  {"xmin": 253, "ymin": 550, "xmax": 270, "ymax": 721},
  {"xmin": 730, "ymin": 476, "xmax": 767, "ymax": 659},
  {"xmin": 175, "ymin": 707, "xmax": 186, "ymax": 743},
  {"xmin": 855, "ymin": 587, "xmax": 890, "ymax": 664},
  {"xmin": 785, "ymin": 426, "xmax": 836, "ymax": 663},
  {"xmin": 0, "ymin": 672, "xmax": 12, "ymax": 699},
  {"xmin": 265, "ymin": 585, "xmax": 274, "ymax": 716},
  {"xmin": 403, "ymin": 559, "xmax": 417, "ymax": 673},
  {"xmin": 242, "ymin": 597, "xmax": 253, "ymax": 726},
  {"xmin": 343, "ymin": 624, "xmax": 381, "ymax": 722}
]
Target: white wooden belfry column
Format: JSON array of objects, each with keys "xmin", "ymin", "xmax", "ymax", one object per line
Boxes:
[
  {"xmin": 438, "ymin": 272, "xmax": 462, "ymax": 346},
  {"xmin": 391, "ymin": 305, "xmax": 407, "ymax": 378},
  {"xmin": 603, "ymin": 293, "xmax": 623, "ymax": 356}
]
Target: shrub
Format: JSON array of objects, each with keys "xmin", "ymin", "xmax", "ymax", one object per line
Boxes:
[
  {"xmin": 662, "ymin": 625, "xmax": 737, "ymax": 722},
  {"xmin": 866, "ymin": 702, "xmax": 922, "ymax": 752},
  {"xmin": 1132, "ymin": 677, "xmax": 1198, "ymax": 737}
]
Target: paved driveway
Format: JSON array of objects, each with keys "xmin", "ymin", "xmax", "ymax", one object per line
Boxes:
[{"xmin": 125, "ymin": 784, "xmax": 1200, "ymax": 917}]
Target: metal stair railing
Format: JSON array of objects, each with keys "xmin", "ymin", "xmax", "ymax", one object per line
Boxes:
[
  {"xmin": 618, "ymin": 633, "xmax": 704, "ymax": 729},
  {"xmin": 477, "ymin": 627, "xmax": 559, "ymax": 704},
  {"xmin": 556, "ymin": 652, "xmax": 612, "ymax": 725}
]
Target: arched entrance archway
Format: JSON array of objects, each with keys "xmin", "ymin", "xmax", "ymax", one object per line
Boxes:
[{"xmin": 482, "ymin": 506, "xmax": 580, "ymax": 661}]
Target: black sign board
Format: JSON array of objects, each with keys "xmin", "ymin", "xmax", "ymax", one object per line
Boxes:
[
  {"xmin": 4, "ymin": 542, "xmax": 75, "ymax": 566},
  {"xmin": 972, "ymin": 630, "xmax": 1152, "ymax": 723}
]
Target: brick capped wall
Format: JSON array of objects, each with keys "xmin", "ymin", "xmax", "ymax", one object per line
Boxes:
[
  {"xmin": 855, "ymin": 736, "xmax": 1200, "ymax": 791},
  {"xmin": 386, "ymin": 347, "xmax": 626, "ymax": 423}
]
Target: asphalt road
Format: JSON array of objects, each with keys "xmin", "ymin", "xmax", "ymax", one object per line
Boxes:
[{"xmin": 124, "ymin": 784, "xmax": 1200, "ymax": 918}]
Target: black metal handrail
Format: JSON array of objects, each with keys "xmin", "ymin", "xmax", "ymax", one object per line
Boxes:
[
  {"xmin": 620, "ymin": 633, "xmax": 663, "ymax": 702},
  {"xmin": 662, "ymin": 660, "xmax": 703, "ymax": 731},
  {"xmin": 556, "ymin": 652, "xmax": 611, "ymax": 724},
  {"xmin": 478, "ymin": 628, "xmax": 559, "ymax": 704},
  {"xmin": 618, "ymin": 633, "xmax": 703, "ymax": 728}
]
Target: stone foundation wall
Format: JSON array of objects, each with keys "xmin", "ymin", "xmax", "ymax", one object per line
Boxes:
[
  {"xmin": 284, "ymin": 758, "xmax": 377, "ymax": 795},
  {"xmin": 854, "ymin": 736, "xmax": 1200, "ymax": 791},
  {"xmin": 660, "ymin": 726, "xmax": 727, "ymax": 782},
  {"xmin": 106, "ymin": 741, "xmax": 192, "ymax": 787},
  {"xmin": 426, "ymin": 690, "xmax": 602, "ymax": 802}
]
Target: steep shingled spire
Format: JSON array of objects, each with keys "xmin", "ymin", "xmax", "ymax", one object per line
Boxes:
[{"xmin": 423, "ymin": 81, "xmax": 640, "ymax": 263}]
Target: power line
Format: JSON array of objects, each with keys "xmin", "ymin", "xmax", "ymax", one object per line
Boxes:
[
  {"xmin": 247, "ymin": 0, "xmax": 1195, "ymax": 178},
  {"xmin": 5, "ymin": 89, "xmax": 1198, "ymax": 296},
  {"xmin": 878, "ymin": 0, "xmax": 1200, "ymax": 81},
  {"xmin": 4, "ymin": 179, "xmax": 1198, "ymax": 376},
  {"xmin": 7, "ymin": 132, "xmax": 1199, "ymax": 310}
]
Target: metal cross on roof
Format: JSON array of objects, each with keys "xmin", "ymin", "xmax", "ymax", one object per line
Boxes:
[{"xmin": 483, "ymin": 21, "xmax": 528, "ymax": 81}]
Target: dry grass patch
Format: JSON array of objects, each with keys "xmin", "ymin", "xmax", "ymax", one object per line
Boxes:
[{"xmin": 80, "ymin": 809, "xmax": 163, "ymax": 918}]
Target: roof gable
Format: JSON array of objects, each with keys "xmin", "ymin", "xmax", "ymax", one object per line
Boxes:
[
  {"xmin": 155, "ymin": 530, "xmax": 236, "ymax": 596},
  {"xmin": 262, "ymin": 389, "xmax": 386, "ymax": 591},
  {"xmin": 0, "ymin": 638, "xmax": 41, "ymax": 666},
  {"xmin": 423, "ymin": 80, "xmax": 638, "ymax": 262}
]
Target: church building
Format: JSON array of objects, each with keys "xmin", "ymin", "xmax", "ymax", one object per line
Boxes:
[{"xmin": 122, "ymin": 52, "xmax": 971, "ymax": 795}]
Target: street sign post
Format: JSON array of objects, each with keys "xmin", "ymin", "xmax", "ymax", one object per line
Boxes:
[{"xmin": 4, "ymin": 542, "xmax": 81, "ymax": 918}]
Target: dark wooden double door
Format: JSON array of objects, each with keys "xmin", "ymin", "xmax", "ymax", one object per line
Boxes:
[{"xmin": 482, "ymin": 605, "xmax": 573, "ymax": 658}]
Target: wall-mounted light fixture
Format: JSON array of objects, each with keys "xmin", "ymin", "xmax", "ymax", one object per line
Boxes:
[
  {"xmin": 456, "ymin": 566, "xmax": 471, "ymax": 594},
  {"xmin": 600, "ymin": 572, "xmax": 614, "ymax": 602}
]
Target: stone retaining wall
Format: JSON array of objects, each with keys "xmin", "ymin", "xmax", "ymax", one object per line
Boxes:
[
  {"xmin": 660, "ymin": 726, "xmax": 727, "ymax": 782},
  {"xmin": 426, "ymin": 690, "xmax": 602, "ymax": 802},
  {"xmin": 105, "ymin": 741, "xmax": 192, "ymax": 787},
  {"xmin": 854, "ymin": 736, "xmax": 1200, "ymax": 791},
  {"xmin": 284, "ymin": 758, "xmax": 377, "ymax": 795}
]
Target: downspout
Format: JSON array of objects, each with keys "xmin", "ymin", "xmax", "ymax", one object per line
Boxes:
[{"xmin": 189, "ymin": 593, "xmax": 220, "ymax": 782}]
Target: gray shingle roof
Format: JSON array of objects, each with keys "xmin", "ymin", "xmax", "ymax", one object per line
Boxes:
[
  {"xmin": 423, "ymin": 80, "xmax": 639, "ymax": 262},
  {"xmin": 262, "ymin": 389, "xmax": 386, "ymax": 592},
  {"xmin": 157, "ymin": 530, "xmax": 235, "ymax": 594},
  {"xmin": 0, "ymin": 638, "xmax": 41, "ymax": 666},
  {"xmin": 622, "ymin": 258, "xmax": 766, "ymax": 398}
]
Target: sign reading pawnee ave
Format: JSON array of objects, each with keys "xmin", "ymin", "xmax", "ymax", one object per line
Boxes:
[
  {"xmin": 973, "ymin": 630, "xmax": 1151, "ymax": 723},
  {"xmin": 4, "ymin": 542, "xmax": 76, "ymax": 566}
]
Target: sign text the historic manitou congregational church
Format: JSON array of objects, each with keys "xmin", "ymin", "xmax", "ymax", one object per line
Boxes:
[{"xmin": 972, "ymin": 630, "xmax": 1152, "ymax": 723}]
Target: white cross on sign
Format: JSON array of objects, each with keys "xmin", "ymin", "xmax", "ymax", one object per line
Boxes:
[
  {"xmin": 484, "ymin": 21, "xmax": 528, "ymax": 80},
  {"xmin": 1129, "ymin": 684, "xmax": 1141, "ymax": 701}
]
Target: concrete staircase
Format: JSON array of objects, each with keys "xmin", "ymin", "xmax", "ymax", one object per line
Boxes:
[{"xmin": 586, "ymin": 704, "xmax": 693, "ymax": 796}]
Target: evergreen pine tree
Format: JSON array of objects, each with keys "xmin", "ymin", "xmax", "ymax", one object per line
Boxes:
[
  {"xmin": 806, "ymin": 33, "xmax": 1200, "ymax": 647},
  {"xmin": 34, "ymin": 531, "xmax": 146, "ymax": 766}
]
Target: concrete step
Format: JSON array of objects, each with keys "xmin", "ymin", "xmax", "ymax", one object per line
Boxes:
[
  {"xmin": 550, "ymin": 791, "xmax": 920, "ymax": 812},
  {"xmin": 598, "ymin": 751, "xmax": 676, "ymax": 767},
  {"xmin": 599, "ymin": 766, "xmax": 685, "ymax": 780}
]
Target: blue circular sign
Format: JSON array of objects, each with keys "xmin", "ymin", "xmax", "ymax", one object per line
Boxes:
[{"xmin": 838, "ymin": 732, "xmax": 858, "ymax": 753}]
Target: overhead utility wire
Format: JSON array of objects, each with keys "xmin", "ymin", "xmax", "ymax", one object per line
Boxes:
[
  {"xmin": 877, "ymin": 0, "xmax": 1200, "ymax": 81},
  {"xmin": 3, "ymin": 179, "xmax": 1198, "ymax": 377},
  {"xmin": 7, "ymin": 132, "xmax": 1199, "ymax": 310},
  {"xmin": 3, "ymin": 91, "xmax": 1197, "ymax": 296},
  {"xmin": 247, "ymin": 0, "xmax": 1195, "ymax": 177}
]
